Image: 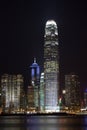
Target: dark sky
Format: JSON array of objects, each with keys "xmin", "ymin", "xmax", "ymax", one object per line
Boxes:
[{"xmin": 0, "ymin": 0, "xmax": 87, "ymax": 90}]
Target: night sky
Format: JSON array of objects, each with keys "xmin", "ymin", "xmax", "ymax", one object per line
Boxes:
[{"xmin": 0, "ymin": 1, "xmax": 87, "ymax": 90}]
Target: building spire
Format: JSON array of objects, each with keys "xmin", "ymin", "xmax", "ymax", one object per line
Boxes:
[{"xmin": 34, "ymin": 57, "xmax": 36, "ymax": 63}]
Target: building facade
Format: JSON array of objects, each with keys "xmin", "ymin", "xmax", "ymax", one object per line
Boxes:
[
  {"xmin": 84, "ymin": 89, "xmax": 87, "ymax": 109},
  {"xmin": 1, "ymin": 74, "xmax": 24, "ymax": 113},
  {"xmin": 44, "ymin": 20, "xmax": 59, "ymax": 112},
  {"xmin": 65, "ymin": 74, "xmax": 81, "ymax": 111},
  {"xmin": 30, "ymin": 58, "xmax": 40, "ymax": 111},
  {"xmin": 27, "ymin": 86, "xmax": 35, "ymax": 112},
  {"xmin": 39, "ymin": 72, "xmax": 45, "ymax": 112}
]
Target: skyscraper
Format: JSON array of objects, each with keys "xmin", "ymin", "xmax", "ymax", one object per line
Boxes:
[
  {"xmin": 39, "ymin": 72, "xmax": 44, "ymax": 112},
  {"xmin": 1, "ymin": 74, "xmax": 24, "ymax": 113},
  {"xmin": 27, "ymin": 86, "xmax": 34, "ymax": 112},
  {"xmin": 84, "ymin": 89, "xmax": 87, "ymax": 108},
  {"xmin": 30, "ymin": 58, "xmax": 40, "ymax": 111},
  {"xmin": 65, "ymin": 74, "xmax": 81, "ymax": 111},
  {"xmin": 44, "ymin": 20, "xmax": 59, "ymax": 112}
]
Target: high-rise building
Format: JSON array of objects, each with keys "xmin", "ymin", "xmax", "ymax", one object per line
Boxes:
[
  {"xmin": 1, "ymin": 74, "xmax": 24, "ymax": 113},
  {"xmin": 65, "ymin": 74, "xmax": 81, "ymax": 111},
  {"xmin": 39, "ymin": 72, "xmax": 44, "ymax": 112},
  {"xmin": 44, "ymin": 20, "xmax": 59, "ymax": 112},
  {"xmin": 16, "ymin": 75, "xmax": 25, "ymax": 112},
  {"xmin": 27, "ymin": 86, "xmax": 35, "ymax": 112},
  {"xmin": 84, "ymin": 89, "xmax": 87, "ymax": 108},
  {"xmin": 30, "ymin": 58, "xmax": 40, "ymax": 111}
]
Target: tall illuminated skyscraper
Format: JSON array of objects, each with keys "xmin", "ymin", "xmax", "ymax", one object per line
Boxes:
[
  {"xmin": 30, "ymin": 58, "xmax": 40, "ymax": 110},
  {"xmin": 44, "ymin": 20, "xmax": 59, "ymax": 112}
]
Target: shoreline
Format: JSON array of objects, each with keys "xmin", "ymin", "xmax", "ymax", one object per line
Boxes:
[{"xmin": 0, "ymin": 111, "xmax": 87, "ymax": 117}]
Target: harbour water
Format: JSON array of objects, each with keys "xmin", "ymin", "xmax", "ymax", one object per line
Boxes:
[{"xmin": 0, "ymin": 115, "xmax": 87, "ymax": 130}]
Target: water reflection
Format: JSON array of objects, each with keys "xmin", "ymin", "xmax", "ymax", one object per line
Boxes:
[
  {"xmin": 0, "ymin": 115, "xmax": 87, "ymax": 130},
  {"xmin": 26, "ymin": 116, "xmax": 87, "ymax": 130},
  {"xmin": 1, "ymin": 128, "xmax": 24, "ymax": 130}
]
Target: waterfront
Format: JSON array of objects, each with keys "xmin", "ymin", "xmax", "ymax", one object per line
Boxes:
[{"xmin": 0, "ymin": 115, "xmax": 87, "ymax": 130}]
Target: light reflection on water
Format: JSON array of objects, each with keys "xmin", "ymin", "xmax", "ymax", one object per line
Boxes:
[{"xmin": 0, "ymin": 115, "xmax": 87, "ymax": 130}]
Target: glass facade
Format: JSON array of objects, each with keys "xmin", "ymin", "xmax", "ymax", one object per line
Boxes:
[
  {"xmin": 65, "ymin": 74, "xmax": 81, "ymax": 111},
  {"xmin": 84, "ymin": 89, "xmax": 87, "ymax": 108},
  {"xmin": 40, "ymin": 73, "xmax": 44, "ymax": 112},
  {"xmin": 44, "ymin": 20, "xmax": 59, "ymax": 112},
  {"xmin": 30, "ymin": 58, "xmax": 40, "ymax": 111},
  {"xmin": 27, "ymin": 86, "xmax": 35, "ymax": 112},
  {"xmin": 1, "ymin": 74, "xmax": 24, "ymax": 113}
]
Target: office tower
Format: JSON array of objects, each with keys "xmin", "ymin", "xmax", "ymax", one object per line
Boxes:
[
  {"xmin": 65, "ymin": 74, "xmax": 81, "ymax": 111},
  {"xmin": 39, "ymin": 72, "xmax": 44, "ymax": 112},
  {"xmin": 1, "ymin": 74, "xmax": 24, "ymax": 113},
  {"xmin": 16, "ymin": 75, "xmax": 25, "ymax": 112},
  {"xmin": 27, "ymin": 86, "xmax": 34, "ymax": 112},
  {"xmin": 44, "ymin": 20, "xmax": 59, "ymax": 112},
  {"xmin": 84, "ymin": 89, "xmax": 87, "ymax": 108},
  {"xmin": 30, "ymin": 58, "xmax": 40, "ymax": 111}
]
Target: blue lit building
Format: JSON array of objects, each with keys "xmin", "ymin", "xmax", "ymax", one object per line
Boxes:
[{"xmin": 30, "ymin": 58, "xmax": 40, "ymax": 111}]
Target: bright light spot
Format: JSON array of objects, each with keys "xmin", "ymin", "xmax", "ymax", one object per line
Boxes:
[
  {"xmin": 62, "ymin": 90, "xmax": 66, "ymax": 94},
  {"xmin": 46, "ymin": 20, "xmax": 57, "ymax": 26},
  {"xmin": 56, "ymin": 106, "xmax": 60, "ymax": 112}
]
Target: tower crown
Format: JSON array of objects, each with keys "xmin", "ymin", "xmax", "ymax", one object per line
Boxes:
[
  {"xmin": 46, "ymin": 20, "xmax": 57, "ymax": 27},
  {"xmin": 45, "ymin": 20, "xmax": 58, "ymax": 36},
  {"xmin": 31, "ymin": 58, "xmax": 38, "ymax": 67}
]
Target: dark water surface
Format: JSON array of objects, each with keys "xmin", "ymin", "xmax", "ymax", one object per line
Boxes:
[{"xmin": 0, "ymin": 115, "xmax": 87, "ymax": 130}]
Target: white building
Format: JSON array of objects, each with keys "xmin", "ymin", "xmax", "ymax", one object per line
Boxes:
[{"xmin": 44, "ymin": 20, "xmax": 59, "ymax": 112}]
